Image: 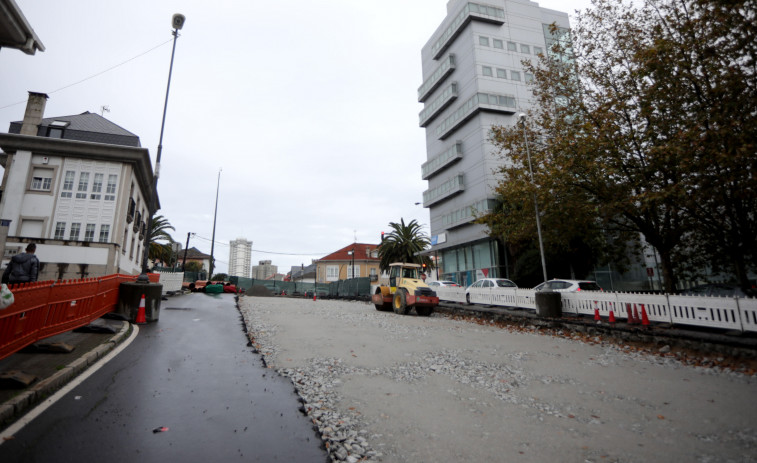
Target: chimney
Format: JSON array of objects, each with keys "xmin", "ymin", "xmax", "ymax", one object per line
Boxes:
[{"xmin": 20, "ymin": 92, "xmax": 49, "ymax": 136}]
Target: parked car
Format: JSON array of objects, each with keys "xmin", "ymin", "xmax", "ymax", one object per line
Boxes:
[
  {"xmin": 534, "ymin": 279, "xmax": 603, "ymax": 292},
  {"xmin": 680, "ymin": 283, "xmax": 750, "ymax": 298},
  {"xmin": 427, "ymin": 280, "xmax": 460, "ymax": 288},
  {"xmin": 465, "ymin": 278, "xmax": 517, "ymax": 304}
]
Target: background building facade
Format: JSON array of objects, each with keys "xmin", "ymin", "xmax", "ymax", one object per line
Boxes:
[
  {"xmin": 252, "ymin": 259, "xmax": 277, "ymax": 280},
  {"xmin": 228, "ymin": 237, "xmax": 252, "ymax": 278},
  {"xmin": 419, "ymin": 0, "xmax": 569, "ymax": 286}
]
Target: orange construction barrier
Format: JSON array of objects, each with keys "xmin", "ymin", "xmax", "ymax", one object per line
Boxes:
[
  {"xmin": 641, "ymin": 304, "xmax": 650, "ymax": 327},
  {"xmin": 136, "ymin": 294, "xmax": 147, "ymax": 324}
]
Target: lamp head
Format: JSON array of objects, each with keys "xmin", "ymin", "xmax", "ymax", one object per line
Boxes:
[
  {"xmin": 172, "ymin": 13, "xmax": 186, "ymax": 30},
  {"xmin": 518, "ymin": 113, "xmax": 526, "ymax": 123}
]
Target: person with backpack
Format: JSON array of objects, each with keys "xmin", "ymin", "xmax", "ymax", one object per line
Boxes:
[{"xmin": 2, "ymin": 243, "xmax": 40, "ymax": 285}]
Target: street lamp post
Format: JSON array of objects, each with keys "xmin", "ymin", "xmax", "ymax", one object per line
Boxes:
[
  {"xmin": 137, "ymin": 13, "xmax": 185, "ymax": 282},
  {"xmin": 181, "ymin": 232, "xmax": 194, "ymax": 271},
  {"xmin": 208, "ymin": 169, "xmax": 221, "ymax": 279},
  {"xmin": 519, "ymin": 113, "xmax": 548, "ymax": 283}
]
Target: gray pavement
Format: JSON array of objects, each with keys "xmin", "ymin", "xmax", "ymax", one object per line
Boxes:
[{"xmin": 0, "ymin": 317, "xmax": 129, "ymax": 426}]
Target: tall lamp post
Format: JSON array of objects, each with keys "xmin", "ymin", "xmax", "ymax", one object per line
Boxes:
[
  {"xmin": 138, "ymin": 13, "xmax": 186, "ymax": 282},
  {"xmin": 518, "ymin": 113, "xmax": 548, "ymax": 283},
  {"xmin": 208, "ymin": 169, "xmax": 221, "ymax": 279}
]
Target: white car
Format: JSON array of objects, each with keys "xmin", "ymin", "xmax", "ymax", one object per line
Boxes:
[
  {"xmin": 427, "ymin": 280, "xmax": 460, "ymax": 287},
  {"xmin": 465, "ymin": 278, "xmax": 517, "ymax": 304},
  {"xmin": 534, "ymin": 279, "xmax": 603, "ymax": 292}
]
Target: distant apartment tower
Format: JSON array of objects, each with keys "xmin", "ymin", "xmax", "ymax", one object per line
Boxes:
[
  {"xmin": 228, "ymin": 237, "xmax": 252, "ymax": 278},
  {"xmin": 419, "ymin": 0, "xmax": 569, "ymax": 286},
  {"xmin": 252, "ymin": 260, "xmax": 277, "ymax": 280}
]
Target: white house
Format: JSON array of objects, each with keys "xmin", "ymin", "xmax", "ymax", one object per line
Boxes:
[{"xmin": 0, "ymin": 92, "xmax": 157, "ymax": 280}]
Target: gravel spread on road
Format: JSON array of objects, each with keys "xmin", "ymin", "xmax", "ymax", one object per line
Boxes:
[{"xmin": 238, "ymin": 296, "xmax": 757, "ymax": 463}]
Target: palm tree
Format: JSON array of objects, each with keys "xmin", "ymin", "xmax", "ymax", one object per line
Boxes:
[
  {"xmin": 378, "ymin": 218, "xmax": 433, "ymax": 271},
  {"xmin": 148, "ymin": 215, "xmax": 176, "ymax": 265}
]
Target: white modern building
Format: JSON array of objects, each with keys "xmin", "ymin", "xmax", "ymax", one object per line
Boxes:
[
  {"xmin": 0, "ymin": 92, "xmax": 155, "ymax": 280},
  {"xmin": 419, "ymin": 0, "xmax": 569, "ymax": 286},
  {"xmin": 228, "ymin": 237, "xmax": 252, "ymax": 278}
]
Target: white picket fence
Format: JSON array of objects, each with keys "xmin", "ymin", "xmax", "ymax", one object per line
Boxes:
[
  {"xmin": 434, "ymin": 286, "xmax": 757, "ymax": 333},
  {"xmin": 154, "ymin": 270, "xmax": 184, "ymax": 294}
]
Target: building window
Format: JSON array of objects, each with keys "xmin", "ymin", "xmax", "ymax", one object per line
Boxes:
[
  {"xmin": 479, "ymin": 36, "xmax": 489, "ymax": 46},
  {"xmin": 533, "ymin": 46, "xmax": 544, "ymax": 55},
  {"xmin": 84, "ymin": 224, "xmax": 96, "ymax": 242},
  {"xmin": 130, "ymin": 237, "xmax": 135, "ymax": 259},
  {"xmin": 61, "ymin": 170, "xmax": 75, "ymax": 198},
  {"xmin": 46, "ymin": 120, "xmax": 69, "ymax": 139},
  {"xmin": 54, "ymin": 222, "xmax": 66, "ymax": 240},
  {"xmin": 511, "ymin": 70, "xmax": 521, "ymax": 81},
  {"xmin": 123, "ymin": 228, "xmax": 128, "ymax": 254},
  {"xmin": 520, "ymin": 44, "xmax": 531, "ymax": 54},
  {"xmin": 524, "ymin": 72, "xmax": 534, "ymax": 82},
  {"xmin": 76, "ymin": 172, "xmax": 90, "ymax": 199},
  {"xmin": 91, "ymin": 173, "xmax": 103, "ymax": 200},
  {"xmin": 507, "ymin": 41, "xmax": 517, "ymax": 51},
  {"xmin": 347, "ymin": 265, "xmax": 361, "ymax": 278},
  {"xmin": 326, "ymin": 265, "xmax": 339, "ymax": 281},
  {"xmin": 70, "ymin": 223, "xmax": 81, "ymax": 241},
  {"xmin": 30, "ymin": 167, "xmax": 53, "ymax": 191},
  {"xmin": 493, "ymin": 39, "xmax": 503, "ymax": 49},
  {"xmin": 99, "ymin": 224, "xmax": 110, "ymax": 243},
  {"xmin": 105, "ymin": 174, "xmax": 117, "ymax": 201},
  {"xmin": 496, "ymin": 68, "xmax": 507, "ymax": 79},
  {"xmin": 482, "ymin": 66, "xmax": 493, "ymax": 77}
]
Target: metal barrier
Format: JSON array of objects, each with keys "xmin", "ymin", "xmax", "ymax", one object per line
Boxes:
[
  {"xmin": 437, "ymin": 286, "xmax": 757, "ymax": 333},
  {"xmin": 0, "ymin": 274, "xmax": 142, "ymax": 361}
]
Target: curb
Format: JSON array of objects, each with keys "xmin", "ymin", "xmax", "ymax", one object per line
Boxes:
[{"xmin": 0, "ymin": 321, "xmax": 132, "ymax": 426}]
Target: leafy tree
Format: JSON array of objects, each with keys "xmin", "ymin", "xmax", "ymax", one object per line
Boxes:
[
  {"xmin": 148, "ymin": 215, "xmax": 176, "ymax": 265},
  {"xmin": 377, "ymin": 218, "xmax": 433, "ymax": 272},
  {"xmin": 481, "ymin": 0, "xmax": 757, "ymax": 293},
  {"xmin": 211, "ymin": 273, "xmax": 228, "ymax": 281},
  {"xmin": 184, "ymin": 261, "xmax": 203, "ymax": 273}
]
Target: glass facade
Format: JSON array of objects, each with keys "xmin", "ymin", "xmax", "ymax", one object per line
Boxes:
[{"xmin": 440, "ymin": 239, "xmax": 501, "ymax": 287}]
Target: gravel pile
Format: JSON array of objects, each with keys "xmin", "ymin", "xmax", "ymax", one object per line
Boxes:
[{"xmin": 239, "ymin": 296, "xmax": 757, "ymax": 463}]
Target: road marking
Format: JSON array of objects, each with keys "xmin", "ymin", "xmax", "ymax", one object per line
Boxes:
[{"xmin": 0, "ymin": 324, "xmax": 140, "ymax": 444}]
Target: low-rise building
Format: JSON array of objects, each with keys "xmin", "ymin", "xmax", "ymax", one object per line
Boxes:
[
  {"xmin": 315, "ymin": 243, "xmax": 380, "ymax": 284},
  {"xmin": 0, "ymin": 92, "xmax": 156, "ymax": 280}
]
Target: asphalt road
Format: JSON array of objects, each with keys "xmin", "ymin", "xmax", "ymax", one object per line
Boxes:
[{"xmin": 0, "ymin": 293, "xmax": 327, "ymax": 463}]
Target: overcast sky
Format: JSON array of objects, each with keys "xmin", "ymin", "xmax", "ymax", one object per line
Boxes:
[{"xmin": 1, "ymin": 0, "xmax": 592, "ymax": 275}]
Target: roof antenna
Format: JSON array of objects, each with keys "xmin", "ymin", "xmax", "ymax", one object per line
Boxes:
[{"xmin": 100, "ymin": 105, "xmax": 110, "ymax": 116}]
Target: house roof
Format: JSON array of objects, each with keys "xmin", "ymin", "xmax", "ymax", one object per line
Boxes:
[
  {"xmin": 0, "ymin": 0, "xmax": 45, "ymax": 55},
  {"xmin": 289, "ymin": 263, "xmax": 317, "ymax": 279},
  {"xmin": 9, "ymin": 112, "xmax": 141, "ymax": 147},
  {"xmin": 319, "ymin": 243, "xmax": 380, "ymax": 262}
]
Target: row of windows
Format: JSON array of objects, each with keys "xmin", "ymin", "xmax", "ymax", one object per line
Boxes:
[
  {"xmin": 418, "ymin": 54, "xmax": 456, "ymax": 102},
  {"xmin": 441, "ymin": 198, "xmax": 497, "ymax": 227},
  {"xmin": 60, "ymin": 170, "xmax": 117, "ymax": 201},
  {"xmin": 478, "ymin": 36, "xmax": 544, "ymax": 56},
  {"xmin": 54, "ymin": 221, "xmax": 110, "ymax": 242},
  {"xmin": 419, "ymin": 82, "xmax": 458, "ymax": 127},
  {"xmin": 422, "ymin": 141, "xmax": 463, "ymax": 180},
  {"xmin": 432, "ymin": 2, "xmax": 506, "ymax": 59},
  {"xmin": 435, "ymin": 92, "xmax": 517, "ymax": 139},
  {"xmin": 481, "ymin": 66, "xmax": 534, "ymax": 82},
  {"xmin": 423, "ymin": 173, "xmax": 465, "ymax": 206}
]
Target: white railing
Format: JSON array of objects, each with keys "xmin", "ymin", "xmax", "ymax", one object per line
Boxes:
[
  {"xmin": 435, "ymin": 286, "xmax": 757, "ymax": 333},
  {"xmin": 155, "ymin": 270, "xmax": 184, "ymax": 294}
]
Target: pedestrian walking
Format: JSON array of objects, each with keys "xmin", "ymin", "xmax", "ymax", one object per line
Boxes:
[{"xmin": 2, "ymin": 243, "xmax": 39, "ymax": 285}]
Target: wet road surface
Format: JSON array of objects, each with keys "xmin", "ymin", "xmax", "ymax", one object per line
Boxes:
[{"xmin": 0, "ymin": 293, "xmax": 327, "ymax": 463}]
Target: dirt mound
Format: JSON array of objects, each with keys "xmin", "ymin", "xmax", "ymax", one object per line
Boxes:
[{"xmin": 246, "ymin": 285, "xmax": 273, "ymax": 297}]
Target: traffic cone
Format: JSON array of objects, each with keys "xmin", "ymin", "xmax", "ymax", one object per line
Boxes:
[
  {"xmin": 641, "ymin": 304, "xmax": 650, "ymax": 328},
  {"xmin": 632, "ymin": 305, "xmax": 641, "ymax": 324},
  {"xmin": 594, "ymin": 307, "xmax": 601, "ymax": 322},
  {"xmin": 626, "ymin": 303, "xmax": 635, "ymax": 324},
  {"xmin": 313, "ymin": 292, "xmax": 317, "ymax": 301},
  {"xmin": 136, "ymin": 294, "xmax": 147, "ymax": 324},
  {"xmin": 608, "ymin": 310, "xmax": 616, "ymax": 325}
]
